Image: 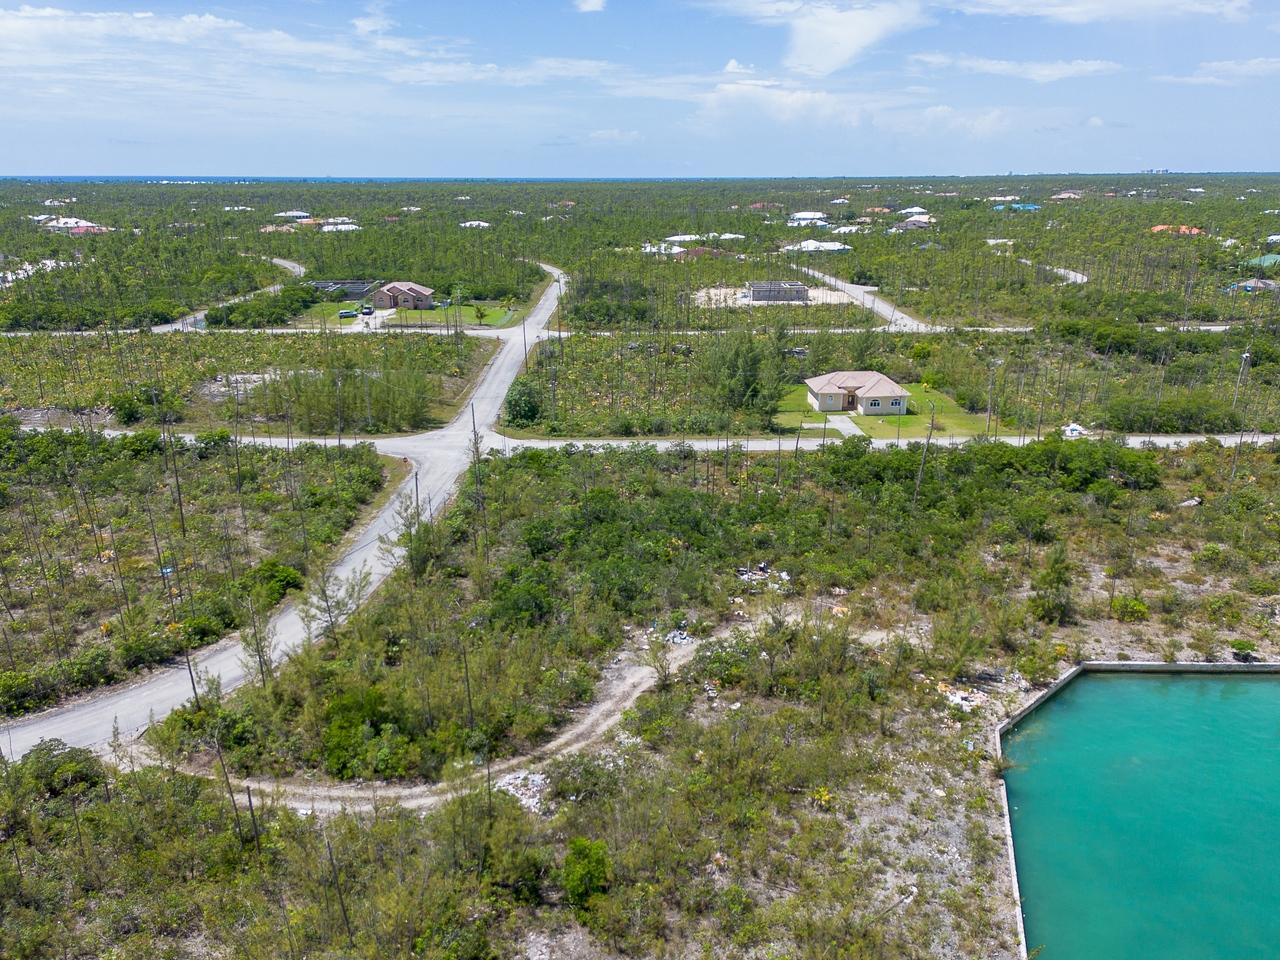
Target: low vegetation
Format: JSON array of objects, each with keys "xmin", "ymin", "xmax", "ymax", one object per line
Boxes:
[
  {"xmin": 0, "ymin": 419, "xmax": 390, "ymax": 715},
  {"xmin": 0, "ymin": 330, "xmax": 494, "ymax": 435}
]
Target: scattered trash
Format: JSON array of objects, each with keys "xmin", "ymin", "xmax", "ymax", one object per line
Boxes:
[
  {"xmin": 1178, "ymin": 496, "xmax": 1203, "ymax": 508},
  {"xmin": 736, "ymin": 562, "xmax": 792, "ymax": 593},
  {"xmin": 495, "ymin": 771, "xmax": 550, "ymax": 814},
  {"xmin": 936, "ymin": 681, "xmax": 989, "ymax": 713}
]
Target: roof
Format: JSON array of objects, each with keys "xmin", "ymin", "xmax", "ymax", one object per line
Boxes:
[
  {"xmin": 782, "ymin": 239, "xmax": 850, "ymax": 252},
  {"xmin": 748, "ymin": 280, "xmax": 807, "ymax": 290},
  {"xmin": 804, "ymin": 371, "xmax": 908, "ymax": 398},
  {"xmin": 1243, "ymin": 254, "xmax": 1280, "ymax": 267},
  {"xmin": 1151, "ymin": 224, "xmax": 1202, "ymax": 235},
  {"xmin": 379, "ymin": 281, "xmax": 434, "ymax": 298}
]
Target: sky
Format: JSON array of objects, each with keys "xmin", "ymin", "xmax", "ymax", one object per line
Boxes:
[{"xmin": 2, "ymin": 0, "xmax": 1278, "ymax": 177}]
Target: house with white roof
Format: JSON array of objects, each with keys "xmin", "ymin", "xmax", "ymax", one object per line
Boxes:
[
  {"xmin": 788, "ymin": 211, "xmax": 828, "ymax": 227},
  {"xmin": 899, "ymin": 206, "xmax": 928, "ymax": 216},
  {"xmin": 804, "ymin": 371, "xmax": 909, "ymax": 414},
  {"xmin": 642, "ymin": 242, "xmax": 685, "ymax": 255},
  {"xmin": 459, "ymin": 220, "xmax": 491, "ymax": 229},
  {"xmin": 782, "ymin": 239, "xmax": 850, "ymax": 252},
  {"xmin": 275, "ymin": 210, "xmax": 309, "ymax": 219},
  {"xmin": 43, "ymin": 217, "xmax": 99, "ymax": 233}
]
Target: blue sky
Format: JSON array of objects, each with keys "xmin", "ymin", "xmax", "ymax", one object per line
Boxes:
[{"xmin": 2, "ymin": 0, "xmax": 1277, "ymax": 176}]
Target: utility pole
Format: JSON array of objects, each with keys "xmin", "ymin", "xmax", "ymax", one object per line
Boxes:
[
  {"xmin": 1232, "ymin": 350, "xmax": 1252, "ymax": 411},
  {"xmin": 912, "ymin": 401, "xmax": 936, "ymax": 507}
]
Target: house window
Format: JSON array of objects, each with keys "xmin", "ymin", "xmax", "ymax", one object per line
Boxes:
[
  {"xmin": 869, "ymin": 399, "xmax": 880, "ymax": 408},
  {"xmin": 890, "ymin": 398, "xmax": 901, "ymax": 406}
]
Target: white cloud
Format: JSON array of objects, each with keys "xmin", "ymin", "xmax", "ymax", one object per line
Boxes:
[
  {"xmin": 724, "ymin": 57, "xmax": 754, "ymax": 74},
  {"xmin": 1156, "ymin": 57, "xmax": 1280, "ymax": 85},
  {"xmin": 705, "ymin": 1, "xmax": 928, "ymax": 76},
  {"xmin": 388, "ymin": 56, "xmax": 613, "ymax": 86},
  {"xmin": 590, "ymin": 128, "xmax": 642, "ymax": 142},
  {"xmin": 951, "ymin": 0, "xmax": 1249, "ymax": 23},
  {"xmin": 913, "ymin": 53, "xmax": 1121, "ymax": 82},
  {"xmin": 575, "ymin": 0, "xmax": 607, "ymax": 9},
  {"xmin": 877, "ymin": 103, "xmax": 1013, "ymax": 137},
  {"xmin": 352, "ymin": 1, "xmax": 393, "ymax": 35}
]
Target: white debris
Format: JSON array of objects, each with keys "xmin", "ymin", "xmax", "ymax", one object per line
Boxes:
[
  {"xmin": 495, "ymin": 770, "xmax": 550, "ymax": 814},
  {"xmin": 736, "ymin": 562, "xmax": 793, "ymax": 592}
]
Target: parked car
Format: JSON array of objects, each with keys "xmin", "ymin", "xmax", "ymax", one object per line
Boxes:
[
  {"xmin": 360, "ymin": 305, "xmax": 373, "ymax": 315},
  {"xmin": 338, "ymin": 309, "xmax": 358, "ymax": 319}
]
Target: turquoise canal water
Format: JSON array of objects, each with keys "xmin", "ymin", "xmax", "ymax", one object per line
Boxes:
[{"xmin": 1002, "ymin": 672, "xmax": 1280, "ymax": 959}]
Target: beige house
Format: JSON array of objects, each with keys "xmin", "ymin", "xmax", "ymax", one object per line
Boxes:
[
  {"xmin": 804, "ymin": 371, "xmax": 909, "ymax": 415},
  {"xmin": 373, "ymin": 281, "xmax": 434, "ymax": 311}
]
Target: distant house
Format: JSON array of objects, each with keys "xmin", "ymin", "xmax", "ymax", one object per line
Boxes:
[
  {"xmin": 1151, "ymin": 224, "xmax": 1202, "ymax": 235},
  {"xmin": 321, "ymin": 223, "xmax": 361, "ymax": 232},
  {"xmin": 1051, "ymin": 191, "xmax": 1083, "ymax": 201},
  {"xmin": 899, "ymin": 206, "xmax": 928, "ymax": 215},
  {"xmin": 781, "ymin": 239, "xmax": 850, "ymax": 252},
  {"xmin": 373, "ymin": 281, "xmax": 435, "ymax": 310},
  {"xmin": 805, "ymin": 371, "xmax": 909, "ymax": 415},
  {"xmin": 748, "ymin": 280, "xmax": 808, "ymax": 303},
  {"xmin": 788, "ymin": 211, "xmax": 828, "ymax": 227},
  {"xmin": 274, "ymin": 210, "xmax": 309, "ymax": 219},
  {"xmin": 674, "ymin": 246, "xmax": 727, "ymax": 261},
  {"xmin": 642, "ymin": 241, "xmax": 685, "ymax": 255},
  {"xmin": 44, "ymin": 217, "xmax": 99, "ymax": 233},
  {"xmin": 459, "ymin": 220, "xmax": 491, "ymax": 229},
  {"xmin": 309, "ymin": 280, "xmax": 376, "ymax": 298},
  {"xmin": 1226, "ymin": 278, "xmax": 1279, "ymax": 294},
  {"xmin": 748, "ymin": 201, "xmax": 783, "ymax": 210}
]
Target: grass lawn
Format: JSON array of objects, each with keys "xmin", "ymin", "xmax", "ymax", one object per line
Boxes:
[
  {"xmin": 773, "ymin": 383, "xmax": 815, "ymax": 431},
  {"xmin": 295, "ymin": 300, "xmax": 362, "ymax": 328},
  {"xmin": 853, "ymin": 384, "xmax": 989, "ymax": 439},
  {"xmin": 384, "ymin": 304, "xmax": 514, "ymax": 328}
]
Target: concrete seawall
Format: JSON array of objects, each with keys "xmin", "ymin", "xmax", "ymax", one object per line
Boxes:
[{"xmin": 994, "ymin": 659, "xmax": 1280, "ymax": 960}]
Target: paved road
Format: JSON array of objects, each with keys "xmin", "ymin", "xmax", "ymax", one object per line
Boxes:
[
  {"xmin": 1, "ymin": 264, "xmax": 565, "ymax": 761},
  {"xmin": 479, "ymin": 429, "xmax": 1279, "ymax": 456},
  {"xmin": 152, "ymin": 258, "xmax": 307, "ymax": 332},
  {"xmin": 794, "ymin": 266, "xmax": 1034, "ymax": 333}
]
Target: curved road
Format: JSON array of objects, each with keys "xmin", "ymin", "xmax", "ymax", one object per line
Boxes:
[{"xmin": 1, "ymin": 264, "xmax": 566, "ymax": 760}]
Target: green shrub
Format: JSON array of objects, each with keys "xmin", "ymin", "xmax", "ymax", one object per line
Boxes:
[
  {"xmin": 0, "ymin": 669, "xmax": 41, "ymax": 715},
  {"xmin": 562, "ymin": 837, "xmax": 612, "ymax": 909},
  {"xmin": 1111, "ymin": 595, "xmax": 1150, "ymax": 623}
]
